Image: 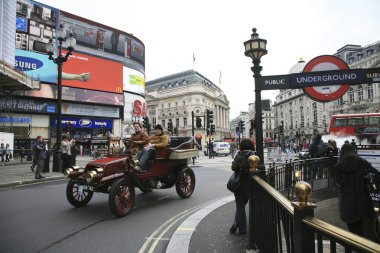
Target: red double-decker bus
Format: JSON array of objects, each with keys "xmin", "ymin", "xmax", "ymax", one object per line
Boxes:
[{"xmin": 329, "ymin": 113, "xmax": 380, "ymax": 143}]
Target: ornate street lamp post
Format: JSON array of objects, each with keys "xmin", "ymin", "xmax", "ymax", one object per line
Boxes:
[
  {"xmin": 46, "ymin": 24, "xmax": 76, "ymax": 172},
  {"xmin": 244, "ymin": 28, "xmax": 267, "ymax": 167},
  {"xmin": 244, "ymin": 28, "xmax": 267, "ymax": 250}
]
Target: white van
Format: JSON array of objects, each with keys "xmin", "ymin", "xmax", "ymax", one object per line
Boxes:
[{"xmin": 213, "ymin": 142, "xmax": 230, "ymax": 156}]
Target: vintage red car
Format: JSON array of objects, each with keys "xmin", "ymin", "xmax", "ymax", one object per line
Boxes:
[{"xmin": 64, "ymin": 136, "xmax": 198, "ymax": 217}]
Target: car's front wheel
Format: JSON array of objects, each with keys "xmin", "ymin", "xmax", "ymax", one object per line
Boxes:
[
  {"xmin": 109, "ymin": 177, "xmax": 135, "ymax": 217},
  {"xmin": 66, "ymin": 180, "xmax": 93, "ymax": 207}
]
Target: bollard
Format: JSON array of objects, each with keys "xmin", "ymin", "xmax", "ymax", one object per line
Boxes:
[{"xmin": 292, "ymin": 181, "xmax": 316, "ymax": 253}]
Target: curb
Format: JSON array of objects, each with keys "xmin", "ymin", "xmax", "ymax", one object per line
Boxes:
[
  {"xmin": 165, "ymin": 195, "xmax": 234, "ymax": 253},
  {"xmin": 0, "ymin": 176, "xmax": 64, "ymax": 189}
]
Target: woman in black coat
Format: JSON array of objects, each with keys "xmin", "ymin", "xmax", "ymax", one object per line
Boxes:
[
  {"xmin": 335, "ymin": 143, "xmax": 378, "ymax": 236},
  {"xmin": 230, "ymin": 138, "xmax": 255, "ymax": 234}
]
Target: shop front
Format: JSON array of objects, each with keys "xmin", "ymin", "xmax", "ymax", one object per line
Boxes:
[{"xmin": 50, "ymin": 116, "xmax": 114, "ymax": 153}]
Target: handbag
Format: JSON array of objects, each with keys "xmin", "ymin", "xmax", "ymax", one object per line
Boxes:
[{"xmin": 227, "ymin": 172, "xmax": 241, "ymax": 192}]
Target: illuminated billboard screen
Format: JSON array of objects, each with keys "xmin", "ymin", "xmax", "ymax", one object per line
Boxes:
[
  {"xmin": 24, "ymin": 83, "xmax": 124, "ymax": 106},
  {"xmin": 62, "ymin": 50, "xmax": 123, "ymax": 94},
  {"xmin": 123, "ymin": 67, "xmax": 145, "ymax": 94}
]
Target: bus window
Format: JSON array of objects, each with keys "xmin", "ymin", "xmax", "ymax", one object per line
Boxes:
[
  {"xmin": 333, "ymin": 118, "xmax": 346, "ymax": 127},
  {"xmin": 368, "ymin": 116, "xmax": 380, "ymax": 125},
  {"xmin": 348, "ymin": 117, "xmax": 363, "ymax": 126}
]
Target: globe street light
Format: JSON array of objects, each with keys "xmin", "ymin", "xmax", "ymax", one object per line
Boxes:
[
  {"xmin": 244, "ymin": 28, "xmax": 267, "ymax": 167},
  {"xmin": 46, "ymin": 24, "xmax": 76, "ymax": 172}
]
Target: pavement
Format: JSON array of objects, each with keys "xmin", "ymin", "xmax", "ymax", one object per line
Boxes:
[{"xmin": 0, "ymin": 151, "xmax": 346, "ymax": 252}]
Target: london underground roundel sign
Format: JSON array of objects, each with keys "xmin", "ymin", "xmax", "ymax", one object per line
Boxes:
[{"xmin": 302, "ymin": 55, "xmax": 350, "ymax": 102}]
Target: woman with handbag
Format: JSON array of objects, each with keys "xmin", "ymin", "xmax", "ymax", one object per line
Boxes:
[
  {"xmin": 229, "ymin": 138, "xmax": 255, "ymax": 234},
  {"xmin": 335, "ymin": 143, "xmax": 379, "ymax": 237}
]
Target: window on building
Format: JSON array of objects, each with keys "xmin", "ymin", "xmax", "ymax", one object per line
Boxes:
[
  {"xmin": 183, "ymin": 101, "xmax": 186, "ymax": 105},
  {"xmin": 312, "ymin": 102, "xmax": 318, "ymax": 125},
  {"xmin": 183, "ymin": 118, "xmax": 187, "ymax": 127},
  {"xmin": 176, "ymin": 118, "xmax": 179, "ymax": 127},
  {"xmin": 300, "ymin": 106, "xmax": 304, "ymax": 127},
  {"xmin": 153, "ymin": 118, "xmax": 156, "ymax": 127},
  {"xmin": 358, "ymin": 85, "xmax": 363, "ymax": 101},
  {"xmin": 289, "ymin": 109, "xmax": 293, "ymax": 129},
  {"xmin": 368, "ymin": 84, "xmax": 374, "ymax": 99},
  {"xmin": 349, "ymin": 88, "xmax": 355, "ymax": 103},
  {"xmin": 162, "ymin": 120, "xmax": 165, "ymax": 128}
]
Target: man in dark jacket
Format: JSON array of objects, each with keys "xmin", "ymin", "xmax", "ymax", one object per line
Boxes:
[
  {"xmin": 335, "ymin": 143, "xmax": 379, "ymax": 237},
  {"xmin": 33, "ymin": 136, "xmax": 47, "ymax": 179},
  {"xmin": 310, "ymin": 134, "xmax": 327, "ymax": 179},
  {"xmin": 229, "ymin": 138, "xmax": 255, "ymax": 235},
  {"xmin": 124, "ymin": 122, "xmax": 149, "ymax": 154}
]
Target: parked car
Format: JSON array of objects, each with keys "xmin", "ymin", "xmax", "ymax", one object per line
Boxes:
[
  {"xmin": 298, "ymin": 149, "xmax": 311, "ymax": 160},
  {"xmin": 213, "ymin": 142, "xmax": 230, "ymax": 156}
]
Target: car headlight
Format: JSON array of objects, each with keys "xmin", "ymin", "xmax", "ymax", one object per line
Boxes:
[
  {"xmin": 85, "ymin": 167, "xmax": 103, "ymax": 183},
  {"xmin": 63, "ymin": 168, "xmax": 74, "ymax": 178}
]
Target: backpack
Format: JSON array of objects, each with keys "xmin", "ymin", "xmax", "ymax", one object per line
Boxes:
[{"xmin": 315, "ymin": 141, "xmax": 327, "ymax": 157}]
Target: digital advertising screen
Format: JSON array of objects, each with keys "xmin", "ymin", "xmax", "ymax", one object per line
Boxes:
[
  {"xmin": 16, "ymin": 16, "xmax": 28, "ymax": 33},
  {"xmin": 62, "ymin": 50, "xmax": 123, "ymax": 94},
  {"xmin": 15, "ymin": 49, "xmax": 57, "ymax": 83},
  {"xmin": 24, "ymin": 83, "xmax": 124, "ymax": 106},
  {"xmin": 123, "ymin": 67, "xmax": 145, "ymax": 94}
]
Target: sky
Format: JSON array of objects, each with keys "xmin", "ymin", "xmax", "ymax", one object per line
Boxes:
[{"xmin": 38, "ymin": 0, "xmax": 380, "ymax": 119}]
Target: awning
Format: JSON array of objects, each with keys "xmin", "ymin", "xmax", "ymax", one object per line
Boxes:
[{"xmin": 0, "ymin": 60, "xmax": 39, "ymax": 91}]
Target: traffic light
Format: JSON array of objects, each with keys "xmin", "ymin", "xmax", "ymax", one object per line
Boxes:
[
  {"xmin": 240, "ymin": 120, "xmax": 245, "ymax": 132},
  {"xmin": 210, "ymin": 124, "xmax": 215, "ymax": 134},
  {"xmin": 142, "ymin": 117, "xmax": 151, "ymax": 133},
  {"xmin": 235, "ymin": 126, "xmax": 239, "ymax": 133},
  {"xmin": 250, "ymin": 120, "xmax": 255, "ymax": 129},
  {"xmin": 249, "ymin": 127, "xmax": 253, "ymax": 137},
  {"xmin": 167, "ymin": 121, "xmax": 173, "ymax": 133},
  {"xmin": 206, "ymin": 110, "xmax": 214, "ymax": 127},
  {"xmin": 196, "ymin": 117, "xmax": 202, "ymax": 128}
]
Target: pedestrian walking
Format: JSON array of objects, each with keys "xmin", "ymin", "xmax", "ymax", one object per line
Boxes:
[
  {"xmin": 33, "ymin": 136, "xmax": 47, "ymax": 179},
  {"xmin": 335, "ymin": 143, "xmax": 380, "ymax": 237},
  {"xmin": 5, "ymin": 143, "xmax": 11, "ymax": 162},
  {"xmin": 229, "ymin": 141, "xmax": 237, "ymax": 159},
  {"xmin": 208, "ymin": 141, "xmax": 214, "ymax": 159},
  {"xmin": 61, "ymin": 135, "xmax": 75, "ymax": 172},
  {"xmin": 310, "ymin": 134, "xmax": 327, "ymax": 179},
  {"xmin": 229, "ymin": 138, "xmax": 255, "ymax": 235},
  {"xmin": 0, "ymin": 143, "xmax": 4, "ymax": 162}
]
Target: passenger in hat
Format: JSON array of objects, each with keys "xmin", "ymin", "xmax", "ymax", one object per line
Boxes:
[{"xmin": 135, "ymin": 124, "xmax": 169, "ymax": 172}]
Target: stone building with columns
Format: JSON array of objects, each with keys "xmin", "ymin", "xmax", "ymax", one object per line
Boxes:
[{"xmin": 145, "ymin": 70, "xmax": 230, "ymax": 147}]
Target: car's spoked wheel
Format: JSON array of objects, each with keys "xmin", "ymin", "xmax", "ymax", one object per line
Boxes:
[
  {"xmin": 176, "ymin": 167, "xmax": 195, "ymax": 199},
  {"xmin": 109, "ymin": 178, "xmax": 135, "ymax": 217},
  {"xmin": 66, "ymin": 180, "xmax": 93, "ymax": 207}
]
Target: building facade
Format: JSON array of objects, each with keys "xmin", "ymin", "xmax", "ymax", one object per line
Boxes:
[
  {"xmin": 332, "ymin": 42, "xmax": 380, "ymax": 114},
  {"xmin": 0, "ymin": 0, "xmax": 146, "ymax": 152},
  {"xmin": 246, "ymin": 100, "xmax": 276, "ymax": 143},
  {"xmin": 273, "ymin": 59, "xmax": 332, "ymax": 146},
  {"xmin": 145, "ymin": 70, "xmax": 230, "ymax": 147}
]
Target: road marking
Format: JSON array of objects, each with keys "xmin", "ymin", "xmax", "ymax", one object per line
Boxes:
[
  {"xmin": 137, "ymin": 196, "xmax": 229, "ymax": 253},
  {"xmin": 145, "ymin": 237, "xmax": 170, "ymax": 241},
  {"xmin": 176, "ymin": 227, "xmax": 195, "ymax": 231}
]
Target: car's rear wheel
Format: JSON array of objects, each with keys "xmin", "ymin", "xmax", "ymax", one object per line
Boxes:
[
  {"xmin": 176, "ymin": 167, "xmax": 195, "ymax": 199},
  {"xmin": 66, "ymin": 180, "xmax": 93, "ymax": 207},
  {"xmin": 109, "ymin": 177, "xmax": 135, "ymax": 217}
]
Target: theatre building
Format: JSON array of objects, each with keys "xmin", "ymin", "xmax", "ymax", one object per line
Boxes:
[{"xmin": 0, "ymin": 0, "xmax": 146, "ymax": 151}]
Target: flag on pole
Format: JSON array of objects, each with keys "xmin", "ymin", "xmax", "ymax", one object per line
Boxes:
[
  {"xmin": 193, "ymin": 52, "xmax": 196, "ymax": 62},
  {"xmin": 219, "ymin": 70, "xmax": 222, "ymax": 85}
]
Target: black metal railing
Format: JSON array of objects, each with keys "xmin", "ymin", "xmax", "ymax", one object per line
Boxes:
[
  {"xmin": 266, "ymin": 157, "xmax": 338, "ymax": 199},
  {"xmin": 249, "ymin": 172, "xmax": 380, "ymax": 253}
]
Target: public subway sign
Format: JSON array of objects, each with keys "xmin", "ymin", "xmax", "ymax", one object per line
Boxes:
[
  {"xmin": 261, "ymin": 75, "xmax": 290, "ymax": 90},
  {"xmin": 290, "ymin": 68, "xmax": 363, "ymax": 88},
  {"xmin": 260, "ymin": 54, "xmax": 380, "ymax": 102}
]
